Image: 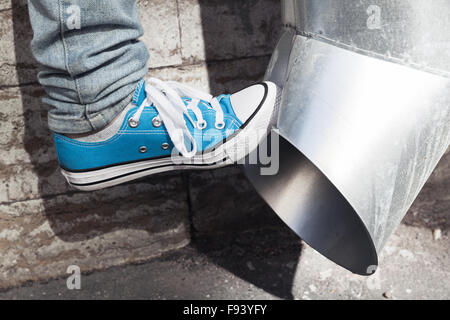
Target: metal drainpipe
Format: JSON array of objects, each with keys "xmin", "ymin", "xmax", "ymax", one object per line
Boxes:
[{"xmin": 243, "ymin": 0, "xmax": 450, "ymax": 275}]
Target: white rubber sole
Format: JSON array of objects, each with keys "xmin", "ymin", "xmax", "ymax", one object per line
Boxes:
[{"xmin": 61, "ymin": 82, "xmax": 279, "ymax": 191}]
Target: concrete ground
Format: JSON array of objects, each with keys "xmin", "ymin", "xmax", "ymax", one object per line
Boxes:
[{"xmin": 0, "ymin": 223, "xmax": 448, "ymax": 300}]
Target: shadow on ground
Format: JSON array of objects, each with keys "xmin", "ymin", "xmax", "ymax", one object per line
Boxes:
[{"xmin": 192, "ymin": 228, "xmax": 302, "ymax": 300}]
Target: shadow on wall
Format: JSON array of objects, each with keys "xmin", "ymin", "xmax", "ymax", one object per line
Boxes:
[{"xmin": 198, "ymin": 0, "xmax": 281, "ymax": 95}]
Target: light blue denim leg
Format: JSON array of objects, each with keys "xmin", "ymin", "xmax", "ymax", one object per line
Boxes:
[{"xmin": 27, "ymin": 0, "xmax": 150, "ymax": 134}]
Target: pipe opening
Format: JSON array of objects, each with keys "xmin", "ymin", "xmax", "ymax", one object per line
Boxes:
[{"xmin": 244, "ymin": 132, "xmax": 378, "ymax": 275}]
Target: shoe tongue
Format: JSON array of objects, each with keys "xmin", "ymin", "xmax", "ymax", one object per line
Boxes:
[
  {"xmin": 217, "ymin": 94, "xmax": 238, "ymax": 117},
  {"xmin": 132, "ymin": 80, "xmax": 147, "ymax": 106}
]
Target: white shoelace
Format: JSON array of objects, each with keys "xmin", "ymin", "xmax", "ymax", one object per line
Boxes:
[{"xmin": 130, "ymin": 78, "xmax": 225, "ymax": 158}]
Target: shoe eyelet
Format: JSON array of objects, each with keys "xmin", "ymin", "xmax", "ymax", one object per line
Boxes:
[
  {"xmin": 197, "ymin": 120, "xmax": 207, "ymax": 130},
  {"xmin": 161, "ymin": 143, "xmax": 170, "ymax": 150},
  {"xmin": 139, "ymin": 146, "xmax": 147, "ymax": 153},
  {"xmin": 128, "ymin": 118, "xmax": 140, "ymax": 128},
  {"xmin": 152, "ymin": 116, "xmax": 162, "ymax": 128},
  {"xmin": 215, "ymin": 121, "xmax": 225, "ymax": 130}
]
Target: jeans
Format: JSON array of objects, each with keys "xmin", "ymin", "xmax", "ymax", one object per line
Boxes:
[{"xmin": 27, "ymin": 0, "xmax": 149, "ymax": 134}]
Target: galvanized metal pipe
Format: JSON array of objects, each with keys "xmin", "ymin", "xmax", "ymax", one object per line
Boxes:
[{"xmin": 244, "ymin": 0, "xmax": 450, "ymax": 275}]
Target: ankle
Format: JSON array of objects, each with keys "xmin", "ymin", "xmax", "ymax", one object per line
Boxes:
[{"xmin": 63, "ymin": 104, "xmax": 133, "ymax": 142}]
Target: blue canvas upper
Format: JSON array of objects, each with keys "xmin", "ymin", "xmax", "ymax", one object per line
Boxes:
[{"xmin": 54, "ymin": 80, "xmax": 244, "ymax": 171}]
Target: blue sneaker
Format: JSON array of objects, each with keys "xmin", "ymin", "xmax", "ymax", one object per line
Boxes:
[{"xmin": 54, "ymin": 78, "xmax": 279, "ymax": 191}]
